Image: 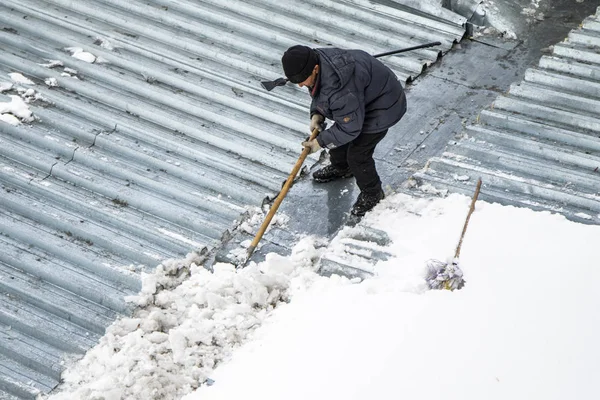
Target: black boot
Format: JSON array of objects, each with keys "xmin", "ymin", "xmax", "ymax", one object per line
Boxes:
[
  {"xmin": 351, "ymin": 189, "xmax": 385, "ymax": 217},
  {"xmin": 313, "ymin": 164, "xmax": 353, "ymax": 183}
]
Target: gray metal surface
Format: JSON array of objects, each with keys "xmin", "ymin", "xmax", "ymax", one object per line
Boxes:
[
  {"xmin": 0, "ymin": 1, "xmax": 466, "ymax": 398},
  {"xmin": 415, "ymin": 6, "xmax": 600, "ymax": 224}
]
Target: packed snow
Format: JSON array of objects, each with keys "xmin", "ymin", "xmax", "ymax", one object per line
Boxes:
[
  {"xmin": 47, "ymin": 192, "xmax": 600, "ymax": 400},
  {"xmin": 185, "ymin": 193, "xmax": 600, "ymax": 400}
]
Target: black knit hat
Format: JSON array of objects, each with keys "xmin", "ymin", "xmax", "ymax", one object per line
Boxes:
[{"xmin": 282, "ymin": 45, "xmax": 318, "ymax": 84}]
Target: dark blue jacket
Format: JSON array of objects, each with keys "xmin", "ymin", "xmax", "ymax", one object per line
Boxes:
[{"xmin": 311, "ymin": 48, "xmax": 407, "ymax": 149}]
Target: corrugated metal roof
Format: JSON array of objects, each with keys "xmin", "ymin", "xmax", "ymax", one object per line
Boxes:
[
  {"xmin": 415, "ymin": 6, "xmax": 600, "ymax": 224},
  {"xmin": 0, "ymin": 1, "xmax": 466, "ymax": 398}
]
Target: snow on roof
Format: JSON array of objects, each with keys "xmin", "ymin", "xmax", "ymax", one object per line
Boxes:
[
  {"xmin": 183, "ymin": 192, "xmax": 600, "ymax": 400},
  {"xmin": 0, "ymin": 0, "xmax": 466, "ymax": 398},
  {"xmin": 415, "ymin": 6, "xmax": 600, "ymax": 225},
  {"xmin": 46, "ymin": 191, "xmax": 600, "ymax": 400}
]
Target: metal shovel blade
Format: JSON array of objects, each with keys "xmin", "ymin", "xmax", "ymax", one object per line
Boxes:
[{"xmin": 261, "ymin": 77, "xmax": 288, "ymax": 91}]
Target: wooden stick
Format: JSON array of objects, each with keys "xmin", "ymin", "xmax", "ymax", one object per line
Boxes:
[
  {"xmin": 244, "ymin": 128, "xmax": 321, "ymax": 264},
  {"xmin": 454, "ymin": 178, "xmax": 482, "ymax": 259}
]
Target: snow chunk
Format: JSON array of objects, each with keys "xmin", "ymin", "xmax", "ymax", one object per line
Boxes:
[
  {"xmin": 575, "ymin": 212, "xmax": 592, "ymax": 220},
  {"xmin": 39, "ymin": 60, "xmax": 64, "ymax": 69},
  {"xmin": 23, "ymin": 88, "xmax": 35, "ymax": 98},
  {"xmin": 65, "ymin": 47, "xmax": 97, "ymax": 63},
  {"xmin": 95, "ymin": 37, "xmax": 115, "ymax": 50},
  {"xmin": 0, "ymin": 95, "xmax": 34, "ymax": 124},
  {"xmin": 45, "ymin": 77, "xmax": 59, "ymax": 87},
  {"xmin": 8, "ymin": 72, "xmax": 35, "ymax": 85},
  {"xmin": 0, "ymin": 113, "xmax": 21, "ymax": 126},
  {"xmin": 453, "ymin": 174, "xmax": 471, "ymax": 182},
  {"xmin": 0, "ymin": 81, "xmax": 13, "ymax": 92},
  {"xmin": 419, "ymin": 183, "xmax": 449, "ymax": 197},
  {"xmin": 502, "ymin": 30, "xmax": 518, "ymax": 40}
]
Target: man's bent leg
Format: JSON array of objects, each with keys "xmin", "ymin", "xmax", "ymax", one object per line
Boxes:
[
  {"xmin": 312, "ymin": 143, "xmax": 353, "ymax": 183},
  {"xmin": 347, "ymin": 130, "xmax": 388, "ymax": 216},
  {"xmin": 328, "ymin": 143, "xmax": 350, "ymax": 170},
  {"xmin": 347, "ymin": 130, "xmax": 388, "ymax": 194}
]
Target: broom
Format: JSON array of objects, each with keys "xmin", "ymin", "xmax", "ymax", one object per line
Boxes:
[{"xmin": 426, "ymin": 178, "xmax": 482, "ymax": 291}]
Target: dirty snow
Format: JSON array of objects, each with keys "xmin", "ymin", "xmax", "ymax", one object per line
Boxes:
[
  {"xmin": 474, "ymin": 0, "xmax": 550, "ymax": 39},
  {"xmin": 475, "ymin": 1, "xmax": 519, "ymax": 39}
]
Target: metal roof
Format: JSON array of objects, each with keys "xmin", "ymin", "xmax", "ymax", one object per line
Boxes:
[
  {"xmin": 0, "ymin": 1, "xmax": 466, "ymax": 398},
  {"xmin": 415, "ymin": 6, "xmax": 600, "ymax": 224}
]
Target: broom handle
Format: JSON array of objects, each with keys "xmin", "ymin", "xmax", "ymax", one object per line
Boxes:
[
  {"xmin": 245, "ymin": 128, "xmax": 321, "ymax": 261},
  {"xmin": 454, "ymin": 178, "xmax": 482, "ymax": 259}
]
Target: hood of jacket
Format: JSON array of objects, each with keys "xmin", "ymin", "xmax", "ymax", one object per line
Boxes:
[{"xmin": 314, "ymin": 48, "xmax": 355, "ymax": 96}]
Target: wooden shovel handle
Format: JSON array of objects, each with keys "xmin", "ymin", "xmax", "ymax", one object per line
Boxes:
[
  {"xmin": 454, "ymin": 178, "xmax": 482, "ymax": 259},
  {"xmin": 245, "ymin": 128, "xmax": 321, "ymax": 260}
]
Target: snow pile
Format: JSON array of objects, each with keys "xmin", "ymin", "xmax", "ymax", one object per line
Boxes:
[
  {"xmin": 184, "ymin": 194, "xmax": 600, "ymax": 400},
  {"xmin": 47, "ymin": 192, "xmax": 600, "ymax": 400},
  {"xmin": 48, "ymin": 240, "xmax": 328, "ymax": 400},
  {"xmin": 228, "ymin": 205, "xmax": 291, "ymax": 262}
]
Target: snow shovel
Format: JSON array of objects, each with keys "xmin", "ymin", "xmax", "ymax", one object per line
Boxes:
[
  {"xmin": 426, "ymin": 178, "xmax": 482, "ymax": 291},
  {"xmin": 242, "ymin": 127, "xmax": 321, "ymax": 266},
  {"xmin": 261, "ymin": 41, "xmax": 442, "ymax": 91}
]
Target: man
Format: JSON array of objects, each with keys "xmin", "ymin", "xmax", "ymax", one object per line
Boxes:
[{"xmin": 281, "ymin": 45, "xmax": 407, "ymax": 217}]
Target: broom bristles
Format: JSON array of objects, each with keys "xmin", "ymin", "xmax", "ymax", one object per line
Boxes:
[{"xmin": 425, "ymin": 259, "xmax": 466, "ymax": 291}]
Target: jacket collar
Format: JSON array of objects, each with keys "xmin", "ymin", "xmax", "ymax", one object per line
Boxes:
[{"xmin": 310, "ymin": 69, "xmax": 321, "ymax": 98}]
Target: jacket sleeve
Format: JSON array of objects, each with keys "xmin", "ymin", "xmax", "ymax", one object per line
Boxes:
[
  {"xmin": 316, "ymin": 91, "xmax": 365, "ymax": 149},
  {"xmin": 309, "ymin": 99, "xmax": 321, "ymax": 120}
]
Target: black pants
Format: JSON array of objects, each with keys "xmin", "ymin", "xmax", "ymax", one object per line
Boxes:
[{"xmin": 329, "ymin": 129, "xmax": 388, "ymax": 194}]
